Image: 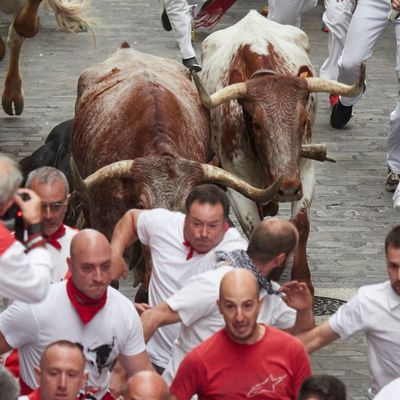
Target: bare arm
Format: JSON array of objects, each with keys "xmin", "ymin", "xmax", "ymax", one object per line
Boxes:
[
  {"xmin": 118, "ymin": 351, "xmax": 153, "ymax": 377},
  {"xmin": 110, "ymin": 209, "xmax": 144, "ymax": 280},
  {"xmin": 296, "ymin": 321, "xmax": 340, "ymax": 353},
  {"xmin": 279, "ymin": 281, "xmax": 315, "ymax": 335},
  {"xmin": 141, "ymin": 302, "xmax": 181, "ymax": 342}
]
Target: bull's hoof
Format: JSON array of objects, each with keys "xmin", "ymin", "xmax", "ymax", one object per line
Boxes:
[
  {"xmin": 0, "ymin": 36, "xmax": 5, "ymax": 62},
  {"xmin": 2, "ymin": 94, "xmax": 24, "ymax": 116}
]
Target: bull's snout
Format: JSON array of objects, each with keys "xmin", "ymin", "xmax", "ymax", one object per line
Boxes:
[{"xmin": 277, "ymin": 178, "xmax": 303, "ymax": 202}]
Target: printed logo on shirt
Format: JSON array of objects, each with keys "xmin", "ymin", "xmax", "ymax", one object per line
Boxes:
[
  {"xmin": 86, "ymin": 337, "xmax": 116, "ymax": 374},
  {"xmin": 247, "ymin": 374, "xmax": 287, "ymax": 398}
]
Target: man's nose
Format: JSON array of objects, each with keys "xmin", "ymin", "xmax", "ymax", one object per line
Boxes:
[
  {"xmin": 58, "ymin": 372, "xmax": 67, "ymax": 389},
  {"xmin": 200, "ymin": 225, "xmax": 209, "ymax": 237},
  {"xmin": 42, "ymin": 206, "xmax": 52, "ymax": 219},
  {"xmin": 235, "ymin": 308, "xmax": 244, "ymax": 322}
]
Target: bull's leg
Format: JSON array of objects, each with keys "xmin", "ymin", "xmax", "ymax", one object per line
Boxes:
[
  {"xmin": 227, "ymin": 188, "xmax": 261, "ymax": 238},
  {"xmin": 290, "ymin": 159, "xmax": 315, "ymax": 295},
  {"xmin": 0, "ymin": 36, "xmax": 5, "ymax": 61},
  {"xmin": 2, "ymin": 24, "xmax": 24, "ymax": 116},
  {"xmin": 13, "ymin": 0, "xmax": 42, "ymax": 38}
]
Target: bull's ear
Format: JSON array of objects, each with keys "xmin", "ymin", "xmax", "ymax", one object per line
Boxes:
[
  {"xmin": 229, "ymin": 69, "xmax": 245, "ymax": 85},
  {"xmin": 297, "ymin": 65, "xmax": 313, "ymax": 78}
]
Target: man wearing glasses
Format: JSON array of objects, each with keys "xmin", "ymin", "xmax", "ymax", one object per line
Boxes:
[{"xmin": 25, "ymin": 167, "xmax": 77, "ymax": 283}]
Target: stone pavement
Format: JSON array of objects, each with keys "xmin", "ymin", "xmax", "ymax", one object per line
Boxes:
[{"xmin": 0, "ymin": 1, "xmax": 398, "ymax": 398}]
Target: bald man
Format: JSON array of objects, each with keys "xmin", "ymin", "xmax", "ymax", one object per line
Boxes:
[
  {"xmin": 141, "ymin": 217, "xmax": 314, "ymax": 384},
  {"xmin": 0, "ymin": 229, "xmax": 152, "ymax": 400},
  {"xmin": 19, "ymin": 340, "xmax": 88, "ymax": 400},
  {"xmin": 170, "ymin": 269, "xmax": 312, "ymax": 400},
  {"xmin": 124, "ymin": 371, "xmax": 168, "ymax": 400}
]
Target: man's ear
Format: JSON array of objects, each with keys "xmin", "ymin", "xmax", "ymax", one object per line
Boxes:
[
  {"xmin": 67, "ymin": 256, "xmax": 72, "ymax": 273},
  {"xmin": 217, "ymin": 299, "xmax": 222, "ymax": 313},
  {"xmin": 275, "ymin": 253, "xmax": 286, "ymax": 267},
  {"xmin": 81, "ymin": 371, "xmax": 89, "ymax": 390},
  {"xmin": 34, "ymin": 366, "xmax": 41, "ymax": 384}
]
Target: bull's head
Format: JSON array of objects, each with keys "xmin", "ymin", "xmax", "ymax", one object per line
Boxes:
[
  {"xmin": 192, "ymin": 64, "xmax": 365, "ymax": 202},
  {"xmin": 70, "ymin": 155, "xmax": 282, "ymax": 233}
]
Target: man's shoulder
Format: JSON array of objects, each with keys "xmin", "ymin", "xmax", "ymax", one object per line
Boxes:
[{"xmin": 107, "ymin": 287, "xmax": 135, "ymax": 311}]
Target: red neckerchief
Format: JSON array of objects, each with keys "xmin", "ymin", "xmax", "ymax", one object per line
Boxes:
[
  {"xmin": 45, "ymin": 224, "xmax": 66, "ymax": 250},
  {"xmin": 28, "ymin": 389, "xmax": 40, "ymax": 400},
  {"xmin": 183, "ymin": 223, "xmax": 230, "ymax": 260},
  {"xmin": 66, "ymin": 279, "xmax": 107, "ymax": 325}
]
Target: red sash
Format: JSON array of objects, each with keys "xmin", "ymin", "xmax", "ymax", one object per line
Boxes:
[
  {"xmin": 27, "ymin": 389, "xmax": 40, "ymax": 400},
  {"xmin": 194, "ymin": 0, "xmax": 237, "ymax": 29}
]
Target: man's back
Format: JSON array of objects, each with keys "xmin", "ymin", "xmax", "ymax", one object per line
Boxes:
[{"xmin": 170, "ymin": 325, "xmax": 311, "ymax": 400}]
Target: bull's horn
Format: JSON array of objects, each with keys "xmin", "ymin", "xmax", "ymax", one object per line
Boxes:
[
  {"xmin": 69, "ymin": 157, "xmax": 91, "ymax": 209},
  {"xmin": 83, "ymin": 160, "xmax": 136, "ymax": 188},
  {"xmin": 301, "ymin": 144, "xmax": 336, "ymax": 163},
  {"xmin": 201, "ymin": 164, "xmax": 282, "ymax": 203},
  {"xmin": 306, "ymin": 63, "xmax": 366, "ymax": 97},
  {"xmin": 192, "ymin": 70, "xmax": 247, "ymax": 110}
]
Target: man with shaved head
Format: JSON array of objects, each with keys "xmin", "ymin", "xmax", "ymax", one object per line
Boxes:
[
  {"xmin": 18, "ymin": 340, "xmax": 88, "ymax": 400},
  {"xmin": 141, "ymin": 217, "xmax": 314, "ymax": 385},
  {"xmin": 170, "ymin": 269, "xmax": 311, "ymax": 400},
  {"xmin": 124, "ymin": 371, "xmax": 169, "ymax": 400},
  {"xmin": 0, "ymin": 229, "xmax": 152, "ymax": 399}
]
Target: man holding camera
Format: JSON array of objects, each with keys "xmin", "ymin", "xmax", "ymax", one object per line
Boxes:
[{"xmin": 0, "ymin": 154, "xmax": 53, "ymax": 303}]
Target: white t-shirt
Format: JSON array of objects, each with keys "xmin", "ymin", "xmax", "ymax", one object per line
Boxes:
[
  {"xmin": 0, "ymin": 222, "xmax": 52, "ymax": 304},
  {"xmin": 0, "ymin": 281, "xmax": 145, "ymax": 400},
  {"xmin": 374, "ymin": 378, "xmax": 400, "ymax": 400},
  {"xmin": 163, "ymin": 265, "xmax": 296, "ymax": 384},
  {"xmin": 137, "ymin": 208, "xmax": 247, "ymax": 368},
  {"xmin": 329, "ymin": 281, "xmax": 400, "ymax": 396},
  {"xmin": 45, "ymin": 225, "xmax": 77, "ymax": 283}
]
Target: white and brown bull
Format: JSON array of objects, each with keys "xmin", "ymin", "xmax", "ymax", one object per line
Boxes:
[
  {"xmin": 70, "ymin": 43, "xmax": 281, "ymax": 286},
  {"xmin": 194, "ymin": 10, "xmax": 365, "ymax": 291},
  {"xmin": 0, "ymin": 0, "xmax": 91, "ymax": 115}
]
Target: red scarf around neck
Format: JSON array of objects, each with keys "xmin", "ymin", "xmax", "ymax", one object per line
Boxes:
[
  {"xmin": 45, "ymin": 224, "xmax": 66, "ymax": 250},
  {"xmin": 66, "ymin": 279, "xmax": 107, "ymax": 325}
]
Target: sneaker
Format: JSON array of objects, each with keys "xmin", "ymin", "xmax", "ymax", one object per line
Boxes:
[
  {"xmin": 182, "ymin": 57, "xmax": 202, "ymax": 72},
  {"xmin": 330, "ymin": 100, "xmax": 353, "ymax": 129},
  {"xmin": 329, "ymin": 94, "xmax": 340, "ymax": 109},
  {"xmin": 386, "ymin": 167, "xmax": 400, "ymax": 192},
  {"xmin": 161, "ymin": 8, "xmax": 172, "ymax": 32}
]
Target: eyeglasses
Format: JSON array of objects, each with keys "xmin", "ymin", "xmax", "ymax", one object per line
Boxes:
[{"xmin": 40, "ymin": 201, "xmax": 68, "ymax": 213}]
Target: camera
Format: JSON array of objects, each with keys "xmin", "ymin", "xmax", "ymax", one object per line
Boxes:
[{"xmin": 3, "ymin": 193, "xmax": 31, "ymax": 242}]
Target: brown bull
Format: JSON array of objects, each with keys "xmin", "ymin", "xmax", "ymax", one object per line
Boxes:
[{"xmin": 194, "ymin": 10, "xmax": 365, "ymax": 292}]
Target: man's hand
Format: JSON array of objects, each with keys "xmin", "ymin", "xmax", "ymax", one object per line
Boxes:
[
  {"xmin": 111, "ymin": 251, "xmax": 129, "ymax": 280},
  {"xmin": 13, "ymin": 188, "xmax": 42, "ymax": 225},
  {"xmin": 279, "ymin": 281, "xmax": 313, "ymax": 311},
  {"xmin": 135, "ymin": 302, "xmax": 152, "ymax": 315},
  {"xmin": 392, "ymin": 0, "xmax": 400, "ymax": 12}
]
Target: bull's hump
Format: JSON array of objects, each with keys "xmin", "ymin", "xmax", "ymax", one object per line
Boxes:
[{"xmin": 202, "ymin": 11, "xmax": 309, "ymax": 64}]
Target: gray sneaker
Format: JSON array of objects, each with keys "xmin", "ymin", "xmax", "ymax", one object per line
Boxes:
[{"xmin": 386, "ymin": 166, "xmax": 400, "ymax": 192}]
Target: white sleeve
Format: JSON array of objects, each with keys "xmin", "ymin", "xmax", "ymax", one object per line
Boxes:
[
  {"xmin": 329, "ymin": 292, "xmax": 364, "ymax": 339},
  {"xmin": 258, "ymin": 289, "xmax": 296, "ymax": 330},
  {"xmin": 167, "ymin": 267, "xmax": 230, "ymax": 326},
  {"xmin": 0, "ymin": 224, "xmax": 52, "ymax": 303},
  {"xmin": 136, "ymin": 209, "xmax": 173, "ymax": 246},
  {"xmin": 0, "ymin": 301, "xmax": 39, "ymax": 348},
  {"xmin": 120, "ymin": 302, "xmax": 146, "ymax": 356}
]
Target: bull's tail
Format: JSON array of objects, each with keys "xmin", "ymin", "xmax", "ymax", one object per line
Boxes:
[{"xmin": 43, "ymin": 0, "xmax": 95, "ymax": 36}]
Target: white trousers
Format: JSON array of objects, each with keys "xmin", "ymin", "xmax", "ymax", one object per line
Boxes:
[
  {"xmin": 336, "ymin": 0, "xmax": 400, "ymax": 172},
  {"xmin": 320, "ymin": 0, "xmax": 355, "ymax": 80},
  {"xmin": 267, "ymin": 0, "xmax": 318, "ymax": 28},
  {"xmin": 163, "ymin": 0, "xmax": 207, "ymax": 60}
]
